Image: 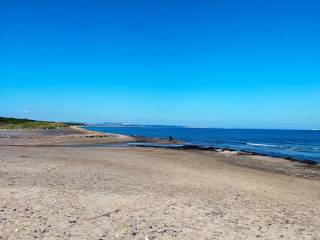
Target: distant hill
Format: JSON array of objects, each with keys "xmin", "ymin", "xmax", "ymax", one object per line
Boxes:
[{"xmin": 0, "ymin": 117, "xmax": 83, "ymax": 129}]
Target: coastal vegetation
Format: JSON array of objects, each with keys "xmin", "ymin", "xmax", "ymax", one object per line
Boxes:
[{"xmin": 0, "ymin": 117, "xmax": 81, "ymax": 129}]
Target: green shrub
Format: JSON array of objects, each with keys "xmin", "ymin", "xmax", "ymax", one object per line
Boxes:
[{"xmin": 0, "ymin": 117, "xmax": 76, "ymax": 129}]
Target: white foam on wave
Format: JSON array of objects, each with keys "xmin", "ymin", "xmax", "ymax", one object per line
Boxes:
[{"xmin": 246, "ymin": 143, "xmax": 279, "ymax": 148}]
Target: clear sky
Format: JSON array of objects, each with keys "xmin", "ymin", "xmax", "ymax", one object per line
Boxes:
[{"xmin": 1, "ymin": 0, "xmax": 320, "ymax": 129}]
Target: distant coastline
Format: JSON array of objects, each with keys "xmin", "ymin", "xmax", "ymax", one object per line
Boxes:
[{"xmin": 85, "ymin": 122, "xmax": 320, "ymax": 131}]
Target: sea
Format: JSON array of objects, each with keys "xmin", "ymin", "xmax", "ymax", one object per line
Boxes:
[{"xmin": 84, "ymin": 126, "xmax": 320, "ymax": 164}]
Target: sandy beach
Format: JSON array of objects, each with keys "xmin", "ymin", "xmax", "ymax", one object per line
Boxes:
[{"xmin": 0, "ymin": 128, "xmax": 319, "ymax": 240}]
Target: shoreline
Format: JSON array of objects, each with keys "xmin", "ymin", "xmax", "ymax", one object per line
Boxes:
[
  {"xmin": 1, "ymin": 126, "xmax": 318, "ymax": 165},
  {"xmin": 128, "ymin": 143, "xmax": 319, "ymax": 165},
  {"xmin": 80, "ymin": 126, "xmax": 320, "ymax": 165},
  {"xmin": 3, "ymin": 125, "xmax": 317, "ymax": 165},
  {"xmin": 1, "ymin": 127, "xmax": 319, "ymax": 181}
]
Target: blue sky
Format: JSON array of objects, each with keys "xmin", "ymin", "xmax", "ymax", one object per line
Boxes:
[{"xmin": 1, "ymin": 0, "xmax": 320, "ymax": 129}]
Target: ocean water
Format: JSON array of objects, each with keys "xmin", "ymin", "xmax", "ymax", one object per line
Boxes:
[{"xmin": 84, "ymin": 126, "xmax": 320, "ymax": 164}]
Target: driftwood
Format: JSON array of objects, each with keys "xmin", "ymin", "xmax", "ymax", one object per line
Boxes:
[{"xmin": 87, "ymin": 209, "xmax": 120, "ymax": 220}]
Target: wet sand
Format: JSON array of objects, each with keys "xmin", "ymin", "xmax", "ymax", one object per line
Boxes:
[{"xmin": 0, "ymin": 128, "xmax": 319, "ymax": 239}]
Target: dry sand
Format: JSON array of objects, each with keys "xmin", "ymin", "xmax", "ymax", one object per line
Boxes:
[
  {"xmin": 0, "ymin": 128, "xmax": 319, "ymax": 240},
  {"xmin": 0, "ymin": 127, "xmax": 135, "ymax": 146}
]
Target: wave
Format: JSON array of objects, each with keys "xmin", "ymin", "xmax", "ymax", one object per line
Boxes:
[{"xmin": 246, "ymin": 143, "xmax": 279, "ymax": 148}]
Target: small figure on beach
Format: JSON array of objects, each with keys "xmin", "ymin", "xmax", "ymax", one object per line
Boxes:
[{"xmin": 168, "ymin": 136, "xmax": 174, "ymax": 141}]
